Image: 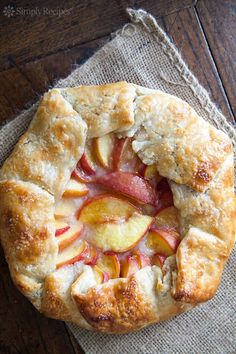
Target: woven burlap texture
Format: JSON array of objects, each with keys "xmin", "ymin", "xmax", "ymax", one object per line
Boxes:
[{"xmin": 0, "ymin": 8, "xmax": 235, "ymax": 354}]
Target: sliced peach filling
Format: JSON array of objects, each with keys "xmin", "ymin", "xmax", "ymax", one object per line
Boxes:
[{"xmin": 54, "ymin": 134, "xmax": 181, "ymax": 284}]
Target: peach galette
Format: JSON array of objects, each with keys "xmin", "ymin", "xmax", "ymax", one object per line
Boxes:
[
  {"xmin": 0, "ymin": 82, "xmax": 235, "ymax": 334},
  {"xmin": 54, "ymin": 135, "xmax": 179, "ymax": 277}
]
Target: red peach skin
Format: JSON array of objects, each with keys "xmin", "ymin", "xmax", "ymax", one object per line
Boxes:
[{"xmin": 96, "ymin": 172, "xmax": 157, "ymax": 205}]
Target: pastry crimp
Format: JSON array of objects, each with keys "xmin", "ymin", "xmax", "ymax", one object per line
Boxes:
[{"xmin": 0, "ymin": 82, "xmax": 234, "ymax": 333}]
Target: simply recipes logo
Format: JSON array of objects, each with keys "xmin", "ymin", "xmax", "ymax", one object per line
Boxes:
[{"xmin": 3, "ymin": 4, "xmax": 72, "ymax": 18}]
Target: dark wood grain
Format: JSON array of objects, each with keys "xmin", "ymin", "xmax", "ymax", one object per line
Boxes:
[
  {"xmin": 0, "ymin": 0, "xmax": 195, "ymax": 71},
  {"xmin": 158, "ymin": 7, "xmax": 235, "ymax": 123},
  {"xmin": 0, "ymin": 67, "xmax": 36, "ymax": 124},
  {"xmin": 66, "ymin": 327, "xmax": 85, "ymax": 354},
  {"xmin": 1, "ymin": 3, "xmax": 233, "ymax": 125},
  {"xmin": 0, "ymin": 246, "xmax": 80, "ymax": 354},
  {"xmin": 0, "ymin": 36, "xmax": 108, "ymax": 123},
  {"xmin": 196, "ymin": 0, "xmax": 236, "ymax": 117}
]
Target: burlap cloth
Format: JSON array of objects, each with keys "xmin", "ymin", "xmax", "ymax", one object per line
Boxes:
[{"xmin": 0, "ymin": 8, "xmax": 235, "ymax": 354}]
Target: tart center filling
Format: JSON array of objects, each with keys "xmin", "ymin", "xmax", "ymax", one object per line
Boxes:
[{"xmin": 54, "ymin": 134, "xmax": 180, "ymax": 283}]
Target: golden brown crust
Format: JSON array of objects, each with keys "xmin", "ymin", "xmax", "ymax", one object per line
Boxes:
[
  {"xmin": 71, "ymin": 264, "xmax": 193, "ymax": 333},
  {"xmin": 41, "ymin": 264, "xmax": 91, "ymax": 329},
  {"xmin": 0, "ymin": 180, "xmax": 57, "ymax": 274},
  {"xmin": 60, "ymin": 82, "xmax": 136, "ymax": 138},
  {"xmin": 73, "ymin": 277, "xmax": 155, "ymax": 333},
  {"xmin": 0, "ymin": 82, "xmax": 235, "ymax": 333},
  {"xmin": 0, "ymin": 90, "xmax": 87, "ymax": 197},
  {"xmin": 171, "ymin": 154, "xmax": 235, "ymax": 303},
  {"xmin": 0, "ymin": 179, "xmax": 57, "ymax": 308},
  {"xmin": 173, "ymin": 228, "xmax": 228, "ymax": 302},
  {"xmin": 132, "ymin": 90, "xmax": 232, "ymax": 192},
  {"xmin": 12, "ymin": 273, "xmax": 43, "ymax": 309}
]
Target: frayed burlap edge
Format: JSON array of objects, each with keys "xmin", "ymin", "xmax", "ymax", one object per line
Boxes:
[{"xmin": 126, "ymin": 8, "xmax": 235, "ymax": 142}]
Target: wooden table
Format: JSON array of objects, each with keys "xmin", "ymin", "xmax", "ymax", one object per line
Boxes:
[{"xmin": 0, "ymin": 1, "xmax": 235, "ymax": 353}]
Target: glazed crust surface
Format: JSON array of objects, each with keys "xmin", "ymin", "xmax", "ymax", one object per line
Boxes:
[{"xmin": 0, "ymin": 82, "xmax": 235, "ymax": 333}]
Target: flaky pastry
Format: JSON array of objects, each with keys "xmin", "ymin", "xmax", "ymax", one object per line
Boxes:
[{"xmin": 0, "ymin": 82, "xmax": 235, "ymax": 333}]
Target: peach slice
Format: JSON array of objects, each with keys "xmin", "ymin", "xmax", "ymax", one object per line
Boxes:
[
  {"xmin": 152, "ymin": 253, "xmax": 167, "ymax": 268},
  {"xmin": 120, "ymin": 252, "xmax": 151, "ymax": 278},
  {"xmin": 113, "ymin": 137, "xmax": 129, "ymax": 170},
  {"xmin": 94, "ymin": 133, "xmax": 114, "ymax": 168},
  {"xmin": 54, "ymin": 200, "xmax": 76, "ymax": 219},
  {"xmin": 56, "ymin": 224, "xmax": 83, "ymax": 251},
  {"xmin": 155, "ymin": 206, "xmax": 179, "ymax": 230},
  {"xmin": 156, "ymin": 190, "xmax": 174, "ymax": 212},
  {"xmin": 71, "ymin": 166, "xmax": 95, "ymax": 183},
  {"xmin": 133, "ymin": 251, "xmax": 151, "ymax": 268},
  {"xmin": 63, "ymin": 179, "xmax": 88, "ymax": 198},
  {"xmin": 144, "ymin": 164, "xmax": 163, "ymax": 184},
  {"xmin": 96, "ymin": 172, "xmax": 157, "ymax": 205},
  {"xmin": 155, "ymin": 179, "xmax": 174, "ymax": 212},
  {"xmin": 56, "ymin": 240, "xmax": 89, "ymax": 268},
  {"xmin": 80, "ymin": 142, "xmax": 97, "ymax": 175},
  {"xmin": 90, "ymin": 213, "xmax": 153, "ymax": 252},
  {"xmin": 147, "ymin": 227, "xmax": 180, "ymax": 256},
  {"xmin": 141, "ymin": 204, "xmax": 157, "ymax": 217},
  {"xmin": 137, "ymin": 162, "xmax": 147, "ymax": 177},
  {"xmin": 80, "ymin": 154, "xmax": 95, "ymax": 175},
  {"xmin": 113, "ymin": 137, "xmax": 141, "ymax": 172},
  {"xmin": 55, "ymin": 220, "xmax": 70, "ymax": 236},
  {"xmin": 97, "ymin": 253, "xmax": 120, "ymax": 278},
  {"xmin": 78, "ymin": 195, "xmax": 137, "ymax": 224},
  {"xmin": 93, "ymin": 265, "xmax": 110, "ymax": 284},
  {"xmin": 120, "ymin": 255, "xmax": 140, "ymax": 277},
  {"xmin": 84, "ymin": 244, "xmax": 99, "ymax": 266}
]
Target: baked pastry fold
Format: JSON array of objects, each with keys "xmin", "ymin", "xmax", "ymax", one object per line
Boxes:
[{"xmin": 0, "ymin": 82, "xmax": 235, "ymax": 333}]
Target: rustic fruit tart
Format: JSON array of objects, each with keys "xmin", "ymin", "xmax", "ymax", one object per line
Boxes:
[
  {"xmin": 55, "ymin": 135, "xmax": 180, "ymax": 281},
  {"xmin": 0, "ymin": 82, "xmax": 234, "ymax": 334}
]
